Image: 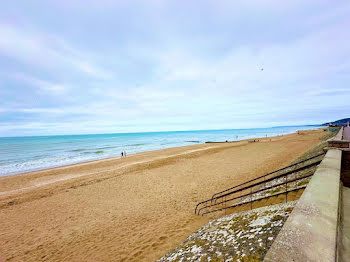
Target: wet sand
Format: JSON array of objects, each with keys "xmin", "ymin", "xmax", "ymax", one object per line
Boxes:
[{"xmin": 0, "ymin": 129, "xmax": 325, "ymax": 261}]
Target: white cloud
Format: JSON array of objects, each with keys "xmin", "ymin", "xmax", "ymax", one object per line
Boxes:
[
  {"xmin": 305, "ymin": 88, "xmax": 350, "ymax": 96},
  {"xmin": 0, "ymin": 108, "xmax": 65, "ymax": 114},
  {"xmin": 0, "ymin": 0, "xmax": 349, "ymax": 136},
  {"xmin": 12, "ymin": 73, "xmax": 67, "ymax": 93},
  {"xmin": 0, "ymin": 24, "xmax": 112, "ymax": 79}
]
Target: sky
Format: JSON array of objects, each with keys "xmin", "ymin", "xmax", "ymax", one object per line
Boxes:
[{"xmin": 0, "ymin": 0, "xmax": 349, "ymax": 137}]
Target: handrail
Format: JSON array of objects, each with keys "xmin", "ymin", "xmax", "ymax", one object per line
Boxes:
[
  {"xmin": 196, "ymin": 160, "xmax": 320, "ymax": 215},
  {"xmin": 201, "ymin": 186, "xmax": 308, "ymax": 216},
  {"xmin": 198, "ymin": 171, "xmax": 315, "ymax": 215},
  {"xmin": 210, "ymin": 152, "xmax": 324, "ymax": 200},
  {"xmin": 194, "ymin": 153, "xmax": 324, "ymax": 215},
  {"xmin": 212, "ymin": 160, "xmax": 319, "ymax": 200}
]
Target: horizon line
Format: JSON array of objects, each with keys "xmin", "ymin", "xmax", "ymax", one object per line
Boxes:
[{"xmin": 0, "ymin": 123, "xmax": 323, "ymax": 139}]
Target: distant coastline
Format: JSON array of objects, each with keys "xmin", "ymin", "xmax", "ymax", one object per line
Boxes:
[{"xmin": 322, "ymin": 117, "xmax": 350, "ymax": 126}]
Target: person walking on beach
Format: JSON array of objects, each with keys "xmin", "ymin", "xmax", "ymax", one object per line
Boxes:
[
  {"xmin": 124, "ymin": 151, "xmax": 127, "ymax": 157},
  {"xmin": 121, "ymin": 152, "xmax": 124, "ymax": 158}
]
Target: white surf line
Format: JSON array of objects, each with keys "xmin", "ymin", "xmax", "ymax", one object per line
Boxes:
[{"xmin": 0, "ymin": 145, "xmax": 221, "ymax": 198}]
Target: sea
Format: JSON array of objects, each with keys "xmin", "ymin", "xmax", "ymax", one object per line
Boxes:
[{"xmin": 0, "ymin": 126, "xmax": 320, "ymax": 177}]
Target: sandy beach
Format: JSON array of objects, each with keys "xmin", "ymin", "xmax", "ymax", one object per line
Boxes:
[{"xmin": 0, "ymin": 129, "xmax": 325, "ymax": 262}]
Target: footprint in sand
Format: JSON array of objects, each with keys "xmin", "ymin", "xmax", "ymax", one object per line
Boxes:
[
  {"xmin": 131, "ymin": 250, "xmax": 143, "ymax": 258},
  {"xmin": 142, "ymin": 238, "xmax": 153, "ymax": 245},
  {"xmin": 158, "ymin": 235, "xmax": 167, "ymax": 241},
  {"xmin": 141, "ymin": 244, "xmax": 149, "ymax": 250}
]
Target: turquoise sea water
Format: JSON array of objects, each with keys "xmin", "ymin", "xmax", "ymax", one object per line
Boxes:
[{"xmin": 0, "ymin": 126, "xmax": 320, "ymax": 176}]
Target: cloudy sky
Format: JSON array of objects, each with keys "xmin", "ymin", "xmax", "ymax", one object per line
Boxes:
[{"xmin": 0, "ymin": 0, "xmax": 349, "ymax": 136}]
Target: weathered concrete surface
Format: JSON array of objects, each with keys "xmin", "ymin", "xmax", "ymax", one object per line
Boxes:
[
  {"xmin": 331, "ymin": 126, "xmax": 344, "ymax": 141},
  {"xmin": 264, "ymin": 149, "xmax": 342, "ymax": 262},
  {"xmin": 344, "ymin": 127, "xmax": 350, "ymax": 141},
  {"xmin": 328, "ymin": 127, "xmax": 350, "ymax": 149},
  {"xmin": 340, "ymin": 186, "xmax": 350, "ymax": 262},
  {"xmin": 158, "ymin": 202, "xmax": 296, "ymax": 262}
]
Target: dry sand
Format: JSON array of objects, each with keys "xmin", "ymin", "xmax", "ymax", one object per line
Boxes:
[{"xmin": 0, "ymin": 129, "xmax": 325, "ymax": 261}]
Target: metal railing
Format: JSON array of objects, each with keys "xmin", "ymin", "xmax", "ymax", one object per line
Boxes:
[{"xmin": 195, "ymin": 153, "xmax": 324, "ymax": 216}]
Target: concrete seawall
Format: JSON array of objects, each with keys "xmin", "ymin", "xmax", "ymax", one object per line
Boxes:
[
  {"xmin": 264, "ymin": 149, "xmax": 342, "ymax": 262},
  {"xmin": 265, "ymin": 127, "xmax": 350, "ymax": 262},
  {"xmin": 328, "ymin": 126, "xmax": 350, "ymax": 149}
]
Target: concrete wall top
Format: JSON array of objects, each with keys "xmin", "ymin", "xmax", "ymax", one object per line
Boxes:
[
  {"xmin": 328, "ymin": 126, "xmax": 344, "ymax": 141},
  {"xmin": 264, "ymin": 149, "xmax": 342, "ymax": 262}
]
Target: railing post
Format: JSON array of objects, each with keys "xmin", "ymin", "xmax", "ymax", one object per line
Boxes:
[
  {"xmin": 195, "ymin": 154, "xmax": 324, "ymax": 216},
  {"xmin": 285, "ymin": 175, "xmax": 288, "ymax": 203},
  {"xmin": 240, "ymin": 185, "xmax": 242, "ymax": 202},
  {"xmin": 250, "ymin": 187, "xmax": 253, "ymax": 210},
  {"xmin": 224, "ymin": 196, "xmax": 226, "ymax": 215}
]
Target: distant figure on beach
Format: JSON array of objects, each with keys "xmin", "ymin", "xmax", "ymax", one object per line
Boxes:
[
  {"xmin": 121, "ymin": 152, "xmax": 124, "ymax": 158},
  {"xmin": 124, "ymin": 151, "xmax": 127, "ymax": 157}
]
